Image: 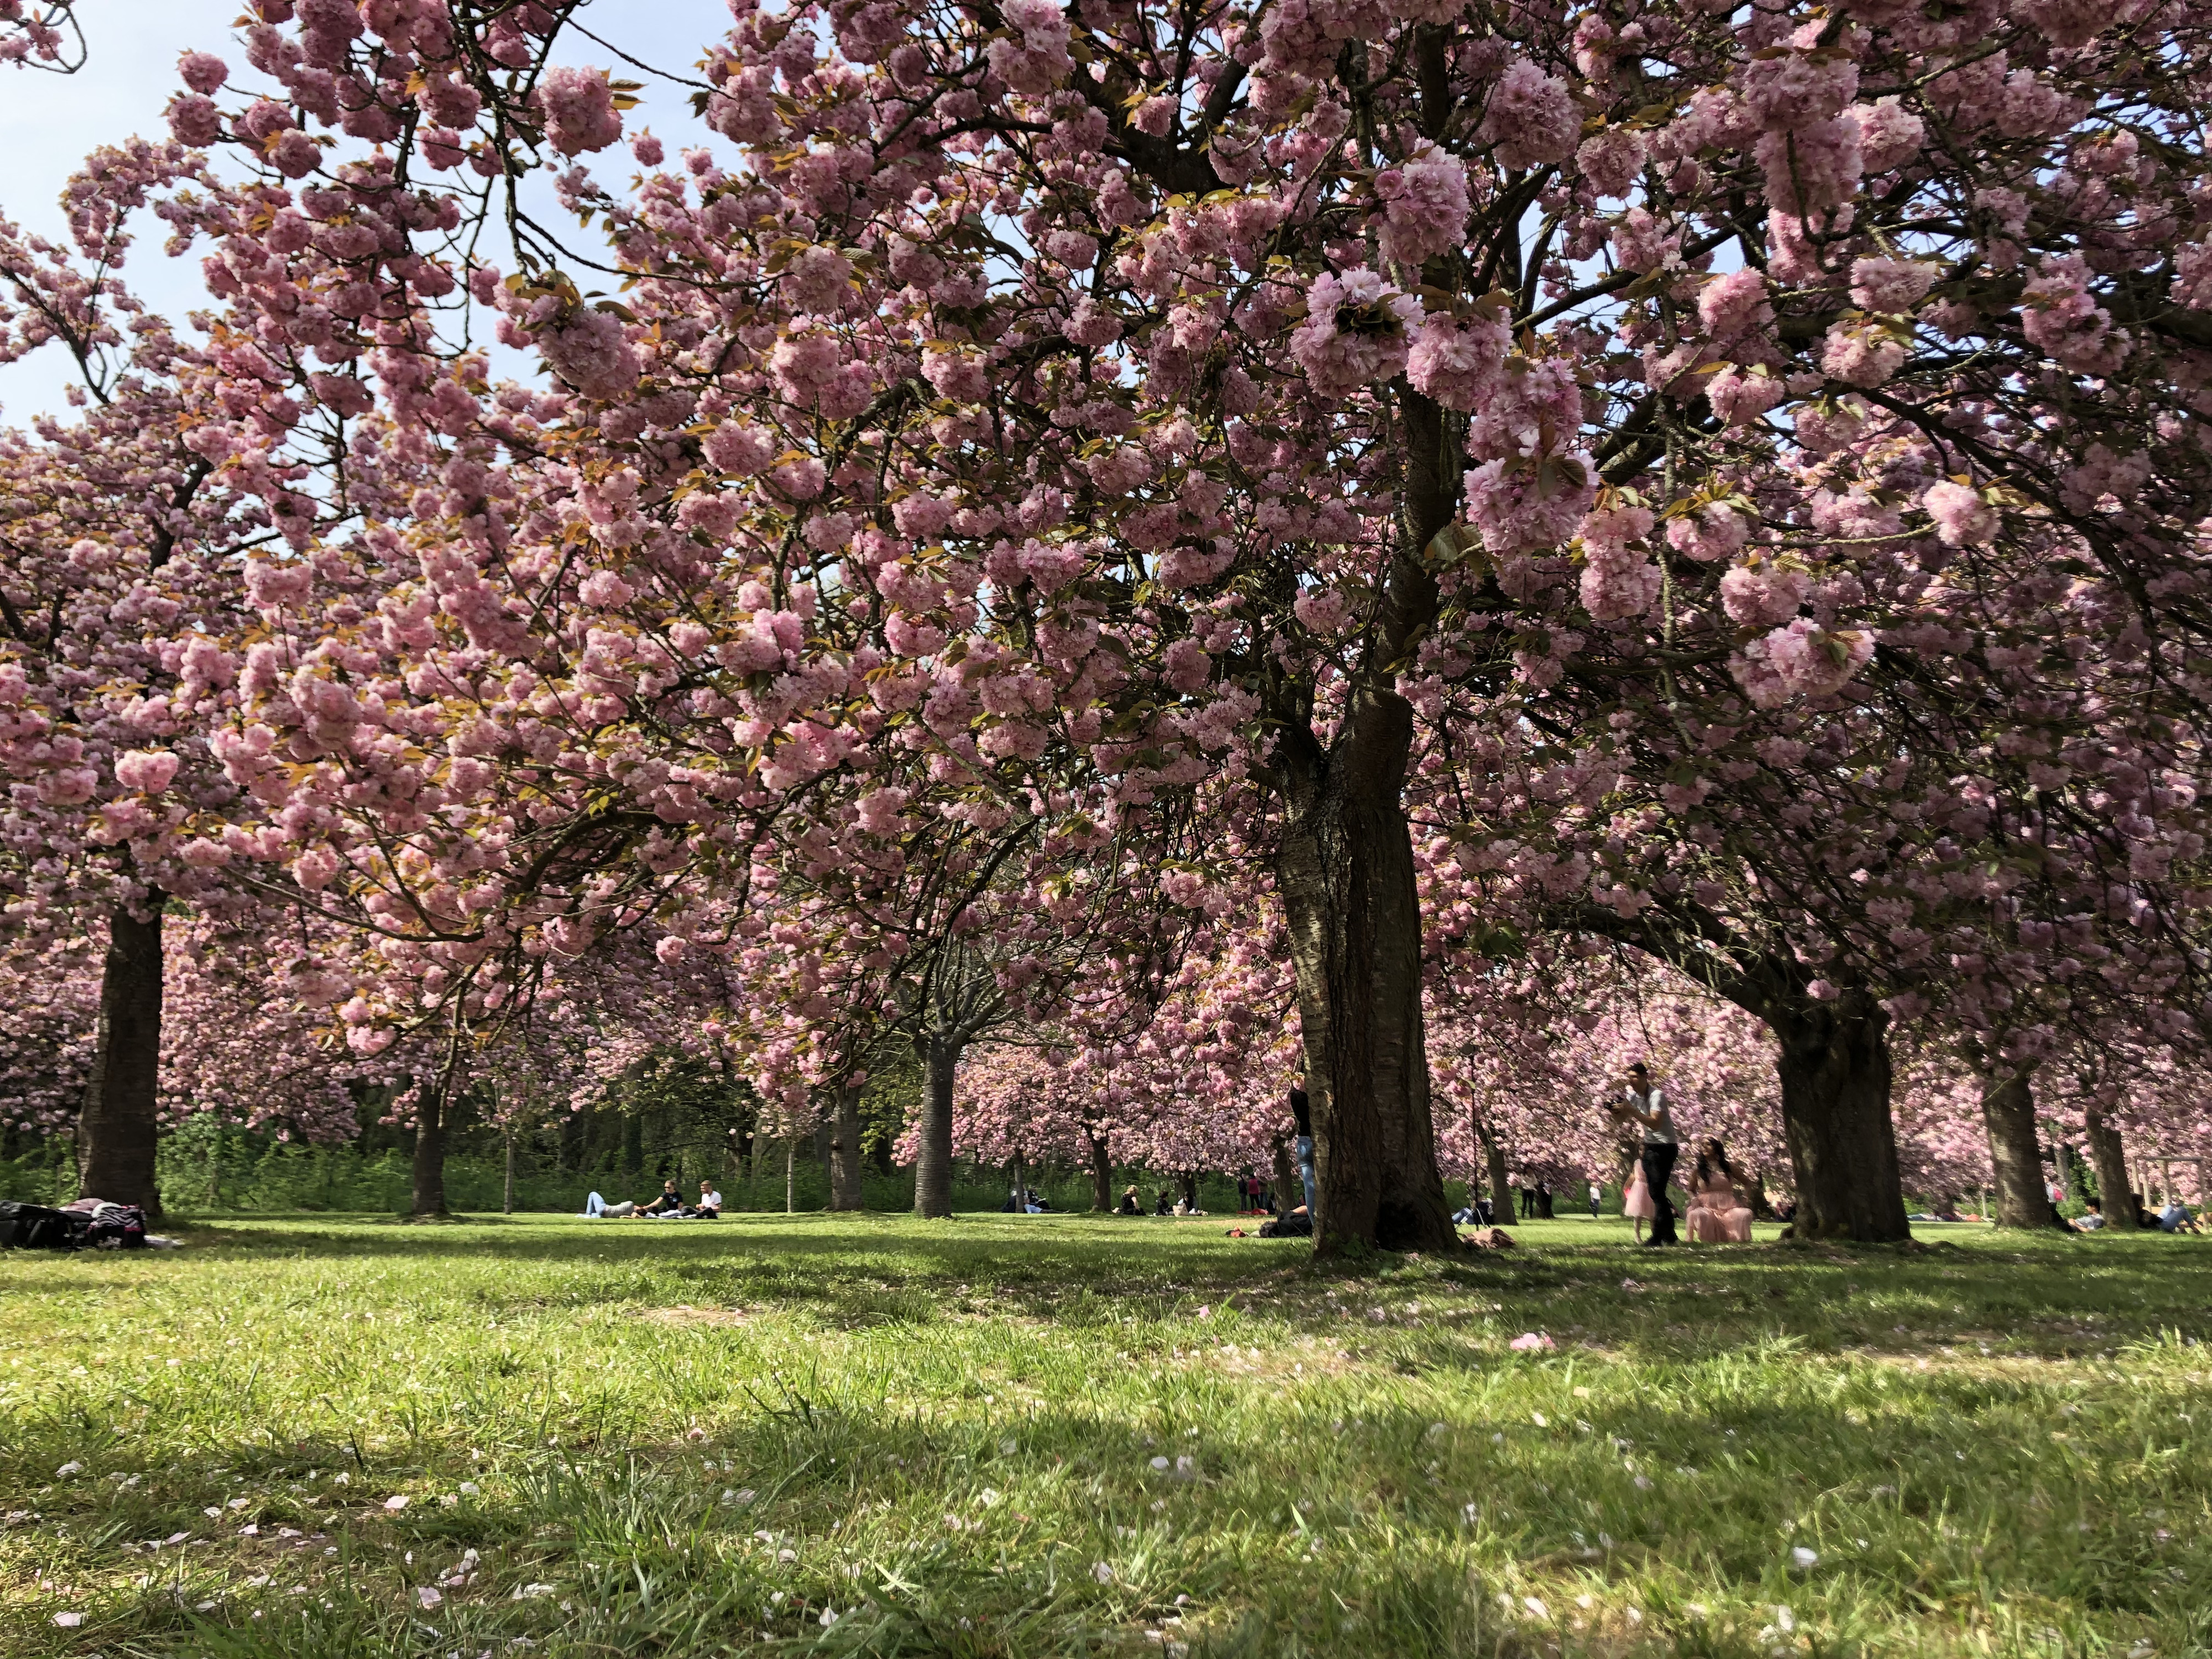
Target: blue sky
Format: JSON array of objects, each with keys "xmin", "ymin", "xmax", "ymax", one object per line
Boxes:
[{"xmin": 0, "ymin": 0, "xmax": 730, "ymax": 424}]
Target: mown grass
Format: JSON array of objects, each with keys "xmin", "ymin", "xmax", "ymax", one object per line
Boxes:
[{"xmin": 1, "ymin": 1213, "xmax": 2206, "ymax": 1657}]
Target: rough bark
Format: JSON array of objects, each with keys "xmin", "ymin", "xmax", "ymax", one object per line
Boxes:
[
  {"xmin": 913, "ymin": 1031, "xmax": 959, "ymax": 1219},
  {"xmin": 829, "ymin": 1081, "xmax": 866, "ymax": 1211},
  {"xmin": 411, "ymin": 1083, "xmax": 447, "ymax": 1217},
  {"xmin": 1275, "ymin": 688, "xmax": 1457, "ymax": 1254},
  {"xmin": 503, "ymin": 1129, "xmax": 515, "ymax": 1216},
  {"xmin": 1468, "ymin": 1102, "xmax": 1514, "ymax": 1223},
  {"xmin": 1976, "ymin": 1060, "xmax": 2064, "ymax": 1230},
  {"xmin": 77, "ymin": 896, "xmax": 166, "ymax": 1215},
  {"xmin": 2084, "ymin": 1106, "xmax": 2135, "ymax": 1228},
  {"xmin": 1271, "ymin": 1135, "xmax": 1297, "ymax": 1218},
  {"xmin": 1766, "ymin": 985, "xmax": 1910, "ymax": 1241},
  {"xmin": 1089, "ymin": 1131, "xmax": 1114, "ymax": 1213},
  {"xmin": 1484, "ymin": 1137, "xmax": 1513, "ymax": 1224}
]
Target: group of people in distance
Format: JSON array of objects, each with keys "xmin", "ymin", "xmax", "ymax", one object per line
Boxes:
[
  {"xmin": 1611, "ymin": 1061, "xmax": 1754, "ymax": 1246},
  {"xmin": 2071, "ymin": 1193, "xmax": 2201, "ymax": 1233},
  {"xmin": 1116, "ymin": 1184, "xmax": 1207, "ymax": 1218},
  {"xmin": 582, "ymin": 1178, "xmax": 723, "ymax": 1219}
]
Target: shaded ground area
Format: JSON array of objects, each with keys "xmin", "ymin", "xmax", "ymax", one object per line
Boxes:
[{"xmin": 1, "ymin": 1213, "xmax": 2206, "ymax": 1656}]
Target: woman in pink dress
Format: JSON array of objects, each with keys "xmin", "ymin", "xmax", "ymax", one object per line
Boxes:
[
  {"xmin": 1621, "ymin": 1157, "xmax": 1657, "ymax": 1243},
  {"xmin": 1684, "ymin": 1139, "xmax": 1755, "ymax": 1243}
]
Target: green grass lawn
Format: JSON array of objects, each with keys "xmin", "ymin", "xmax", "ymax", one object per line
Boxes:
[{"xmin": 1, "ymin": 1213, "xmax": 2206, "ymax": 1658}]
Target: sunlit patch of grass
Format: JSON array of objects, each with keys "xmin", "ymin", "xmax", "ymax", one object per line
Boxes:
[{"xmin": 2, "ymin": 1214, "xmax": 2207, "ymax": 1656}]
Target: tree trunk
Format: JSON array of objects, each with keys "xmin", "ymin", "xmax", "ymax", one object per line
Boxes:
[
  {"xmin": 1468, "ymin": 1103, "xmax": 1515, "ymax": 1224},
  {"xmin": 1978, "ymin": 1060, "xmax": 2064, "ymax": 1230},
  {"xmin": 1274, "ymin": 691, "xmax": 1457, "ymax": 1254},
  {"xmin": 1011, "ymin": 1150, "xmax": 1026, "ymax": 1211},
  {"xmin": 411, "ymin": 1083, "xmax": 447, "ymax": 1217},
  {"xmin": 1765, "ymin": 985, "xmax": 1910, "ymax": 1241},
  {"xmin": 621, "ymin": 1110, "xmax": 644, "ymax": 1175},
  {"xmin": 1271, "ymin": 1135, "xmax": 1297, "ymax": 1218},
  {"xmin": 1745, "ymin": 1167, "xmax": 1776, "ymax": 1221},
  {"xmin": 2056, "ymin": 1142, "xmax": 2083, "ymax": 1204},
  {"xmin": 913, "ymin": 1031, "xmax": 959, "ymax": 1219},
  {"xmin": 2084, "ymin": 1106, "xmax": 2133, "ymax": 1227},
  {"xmin": 503, "ymin": 1128, "xmax": 516, "ymax": 1215},
  {"xmin": 785, "ymin": 1135, "xmax": 795, "ymax": 1214},
  {"xmin": 1089, "ymin": 1130, "xmax": 1115, "ymax": 1212},
  {"xmin": 829, "ymin": 1081, "xmax": 865, "ymax": 1211},
  {"xmin": 1179, "ymin": 1170, "xmax": 1198, "ymax": 1212},
  {"xmin": 77, "ymin": 895, "xmax": 166, "ymax": 1215}
]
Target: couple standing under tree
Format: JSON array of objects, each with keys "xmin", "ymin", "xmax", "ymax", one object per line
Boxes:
[
  {"xmin": 1609, "ymin": 1063, "xmax": 1679, "ymax": 1247},
  {"xmin": 1606, "ymin": 1066, "xmax": 1756, "ymax": 1246}
]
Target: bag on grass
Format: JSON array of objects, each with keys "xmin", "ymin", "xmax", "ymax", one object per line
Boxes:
[
  {"xmin": 79, "ymin": 1202, "xmax": 149, "ymax": 1249},
  {"xmin": 0, "ymin": 1201, "xmax": 88, "ymax": 1250}
]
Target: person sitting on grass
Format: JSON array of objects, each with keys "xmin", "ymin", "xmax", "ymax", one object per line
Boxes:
[
  {"xmin": 638, "ymin": 1180, "xmax": 684, "ymax": 1217},
  {"xmin": 696, "ymin": 1181, "xmax": 723, "ymax": 1218},
  {"xmin": 2074, "ymin": 1198, "xmax": 2106, "ymax": 1231},
  {"xmin": 1683, "ymin": 1140, "xmax": 1755, "ymax": 1243},
  {"xmin": 1118, "ymin": 1185, "xmax": 1143, "ymax": 1215},
  {"xmin": 1154, "ymin": 1190, "xmax": 1173, "ymax": 1216}
]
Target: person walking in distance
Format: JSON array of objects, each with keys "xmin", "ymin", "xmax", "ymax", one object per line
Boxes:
[
  {"xmin": 1289, "ymin": 1078, "xmax": 1317, "ymax": 1223},
  {"xmin": 1608, "ymin": 1063, "xmax": 1679, "ymax": 1247},
  {"xmin": 1587, "ymin": 1179, "xmax": 1603, "ymax": 1220}
]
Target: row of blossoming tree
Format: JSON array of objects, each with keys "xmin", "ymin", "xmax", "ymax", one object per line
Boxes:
[{"xmin": 2, "ymin": 0, "xmax": 2208, "ymax": 1249}]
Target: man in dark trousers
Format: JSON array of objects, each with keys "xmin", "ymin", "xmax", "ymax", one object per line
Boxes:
[
  {"xmin": 1289, "ymin": 1078, "xmax": 1316, "ymax": 1222},
  {"xmin": 1608, "ymin": 1063, "xmax": 1679, "ymax": 1246}
]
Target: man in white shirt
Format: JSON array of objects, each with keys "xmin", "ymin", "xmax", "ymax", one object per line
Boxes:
[
  {"xmin": 1607, "ymin": 1063, "xmax": 1679, "ymax": 1246},
  {"xmin": 696, "ymin": 1181, "xmax": 723, "ymax": 1218}
]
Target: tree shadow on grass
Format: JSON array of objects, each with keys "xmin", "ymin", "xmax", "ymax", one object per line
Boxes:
[
  {"xmin": 13, "ymin": 1218, "xmax": 2209, "ymax": 1371},
  {"xmin": 14, "ymin": 1348, "xmax": 2202, "ymax": 1659}
]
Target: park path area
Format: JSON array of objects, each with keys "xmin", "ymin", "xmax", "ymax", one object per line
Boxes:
[{"xmin": 1, "ymin": 1217, "xmax": 2206, "ymax": 1657}]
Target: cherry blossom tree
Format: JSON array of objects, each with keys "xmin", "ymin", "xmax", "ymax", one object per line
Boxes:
[
  {"xmin": 0, "ymin": 1, "xmax": 83, "ymax": 71},
  {"xmin": 8, "ymin": 0, "xmax": 2212, "ymax": 1253}
]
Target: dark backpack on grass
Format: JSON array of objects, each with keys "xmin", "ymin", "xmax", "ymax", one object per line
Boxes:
[{"xmin": 0, "ymin": 1201, "xmax": 88, "ymax": 1250}]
